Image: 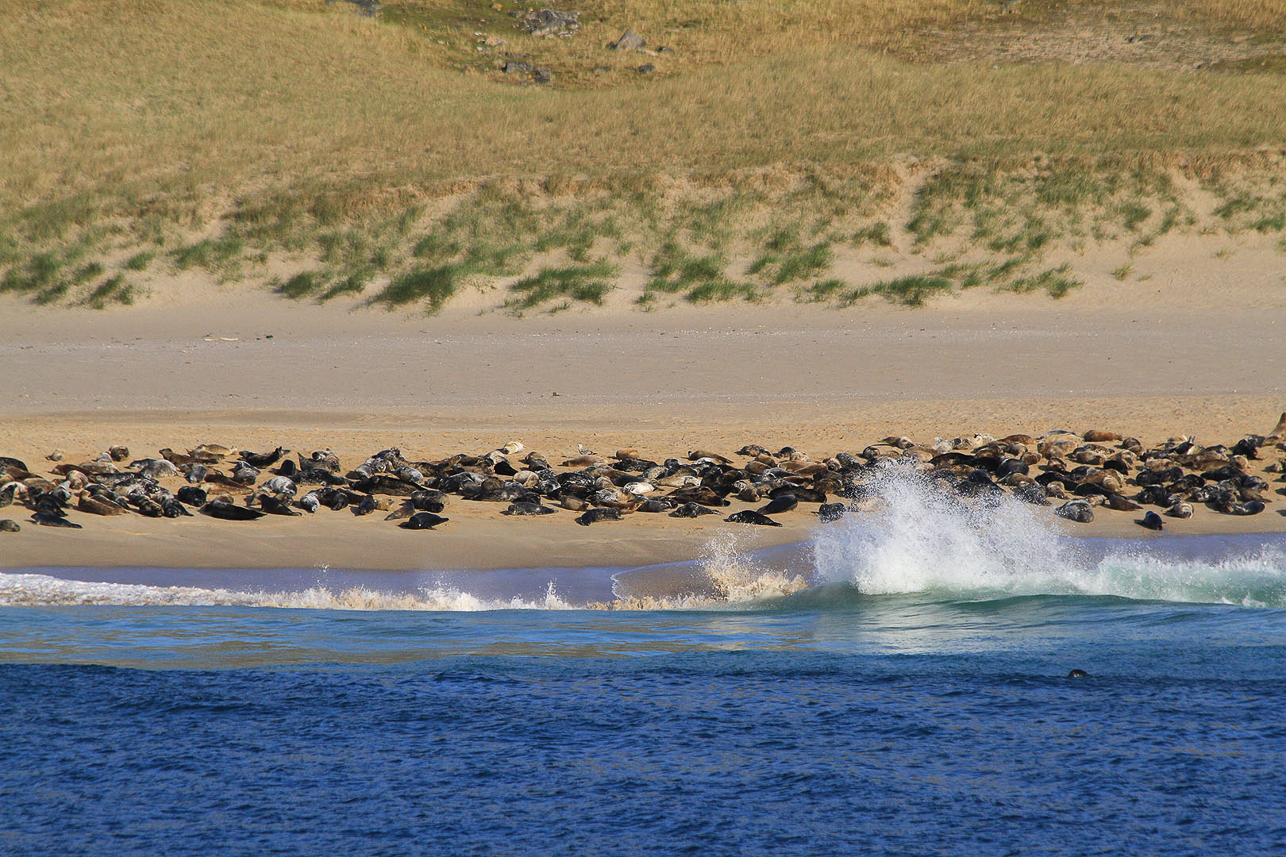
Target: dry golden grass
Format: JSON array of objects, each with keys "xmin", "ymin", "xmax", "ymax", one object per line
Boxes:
[{"xmin": 2, "ymin": 0, "xmax": 1285, "ymax": 306}]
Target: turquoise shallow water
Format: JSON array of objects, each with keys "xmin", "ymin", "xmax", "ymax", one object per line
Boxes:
[{"xmin": 3, "ymin": 475, "xmax": 1285, "ymax": 855}]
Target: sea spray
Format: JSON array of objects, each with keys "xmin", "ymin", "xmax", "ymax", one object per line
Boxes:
[
  {"xmin": 698, "ymin": 528, "xmax": 808, "ymax": 603},
  {"xmin": 812, "ymin": 464, "xmax": 1068, "ymax": 597},
  {"xmin": 811, "ymin": 465, "xmax": 1286, "ymax": 606}
]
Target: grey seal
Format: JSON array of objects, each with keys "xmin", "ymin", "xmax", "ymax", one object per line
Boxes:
[
  {"xmin": 725, "ymin": 510, "xmax": 781, "ymax": 527},
  {"xmin": 240, "ymin": 447, "xmax": 286, "ymax": 468},
  {"xmin": 758, "ymin": 494, "xmax": 798, "ymax": 515},
  {"xmin": 575, "ymin": 508, "xmax": 622, "ymax": 526},
  {"xmin": 400, "ymin": 512, "xmax": 449, "ymax": 530},
  {"xmin": 502, "ymin": 502, "xmax": 558, "ymax": 516},
  {"xmin": 1054, "ymin": 499, "xmax": 1094, "ymax": 523},
  {"xmin": 816, "ymin": 503, "xmax": 846, "ymax": 522},
  {"xmin": 668, "ymin": 502, "xmax": 719, "ymax": 519},
  {"xmin": 201, "ymin": 500, "xmax": 265, "ymax": 521},
  {"xmin": 31, "ymin": 512, "xmax": 82, "ymax": 528}
]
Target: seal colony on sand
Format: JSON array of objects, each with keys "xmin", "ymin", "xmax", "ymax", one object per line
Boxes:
[{"xmin": 2, "ymin": 412, "xmax": 1284, "ymax": 538}]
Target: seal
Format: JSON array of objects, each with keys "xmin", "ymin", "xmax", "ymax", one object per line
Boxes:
[
  {"xmin": 816, "ymin": 503, "xmax": 846, "ymax": 522},
  {"xmin": 758, "ymin": 494, "xmax": 798, "ymax": 515},
  {"xmin": 1138, "ymin": 511, "xmax": 1163, "ymax": 531},
  {"xmin": 257, "ymin": 495, "xmax": 300, "ymax": 516},
  {"xmin": 1053, "ymin": 499, "xmax": 1094, "ymax": 523},
  {"xmin": 0, "ymin": 519, "xmax": 20, "ymax": 532},
  {"xmin": 77, "ymin": 494, "xmax": 126, "ymax": 516},
  {"xmin": 240, "ymin": 446, "xmax": 286, "ymax": 468},
  {"xmin": 669, "ymin": 502, "xmax": 719, "ymax": 519},
  {"xmin": 201, "ymin": 500, "xmax": 265, "ymax": 521},
  {"xmin": 725, "ymin": 510, "xmax": 781, "ymax": 527},
  {"xmin": 132, "ymin": 458, "xmax": 181, "ymax": 479},
  {"xmin": 400, "ymin": 512, "xmax": 449, "ymax": 529},
  {"xmin": 30, "ymin": 512, "xmax": 82, "ymax": 528},
  {"xmin": 176, "ymin": 486, "xmax": 208, "ymax": 507},
  {"xmin": 502, "ymin": 502, "xmax": 558, "ymax": 516},
  {"xmin": 1066, "ymin": 669, "xmax": 1091, "ymax": 678},
  {"xmin": 1103, "ymin": 493, "xmax": 1141, "ymax": 512},
  {"xmin": 160, "ymin": 496, "xmax": 192, "ymax": 518},
  {"xmin": 575, "ymin": 508, "xmax": 622, "ymax": 526},
  {"xmin": 1013, "ymin": 483, "xmax": 1051, "ymax": 506}
]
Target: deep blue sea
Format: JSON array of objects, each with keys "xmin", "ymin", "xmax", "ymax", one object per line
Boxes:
[{"xmin": 3, "ymin": 475, "xmax": 1285, "ymax": 856}]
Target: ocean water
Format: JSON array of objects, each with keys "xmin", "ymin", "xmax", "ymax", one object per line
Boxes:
[{"xmin": 2, "ymin": 471, "xmax": 1285, "ymax": 856}]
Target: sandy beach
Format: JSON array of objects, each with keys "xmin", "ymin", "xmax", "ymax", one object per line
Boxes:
[{"xmin": 3, "ymin": 243, "xmax": 1284, "ymax": 573}]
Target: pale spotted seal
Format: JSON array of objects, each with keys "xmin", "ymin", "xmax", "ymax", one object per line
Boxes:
[{"xmin": 1054, "ymin": 499, "xmax": 1094, "ymax": 523}]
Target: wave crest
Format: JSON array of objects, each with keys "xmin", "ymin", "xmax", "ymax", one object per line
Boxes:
[{"xmin": 812, "ymin": 466, "xmax": 1286, "ymax": 607}]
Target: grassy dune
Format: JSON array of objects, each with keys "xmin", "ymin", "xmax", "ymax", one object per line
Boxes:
[{"xmin": 3, "ymin": 0, "xmax": 1286, "ymax": 310}]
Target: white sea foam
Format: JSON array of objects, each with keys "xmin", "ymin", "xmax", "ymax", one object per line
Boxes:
[
  {"xmin": 698, "ymin": 528, "xmax": 809, "ymax": 603},
  {"xmin": 811, "ymin": 465, "xmax": 1286, "ymax": 607},
  {"xmin": 0, "ymin": 574, "xmax": 573, "ymax": 611}
]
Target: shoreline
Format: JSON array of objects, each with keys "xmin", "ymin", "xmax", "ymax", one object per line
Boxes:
[
  {"xmin": 4, "ymin": 280, "xmax": 1283, "ymax": 574},
  {"xmin": 3, "ymin": 407, "xmax": 1283, "ymax": 573}
]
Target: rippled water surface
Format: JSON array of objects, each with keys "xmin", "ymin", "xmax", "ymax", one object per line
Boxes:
[{"xmin": 3, "ymin": 472, "xmax": 1285, "ymax": 855}]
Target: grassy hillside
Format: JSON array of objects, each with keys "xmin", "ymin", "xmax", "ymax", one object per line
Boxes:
[{"xmin": 2, "ymin": 0, "xmax": 1285, "ymax": 310}]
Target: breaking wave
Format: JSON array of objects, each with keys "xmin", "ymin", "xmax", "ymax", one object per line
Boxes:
[
  {"xmin": 2, "ymin": 468, "xmax": 1283, "ymax": 609},
  {"xmin": 811, "ymin": 466, "xmax": 1286, "ymax": 608}
]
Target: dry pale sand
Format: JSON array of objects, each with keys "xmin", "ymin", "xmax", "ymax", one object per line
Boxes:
[{"xmin": 2, "ymin": 241, "xmax": 1284, "ymax": 572}]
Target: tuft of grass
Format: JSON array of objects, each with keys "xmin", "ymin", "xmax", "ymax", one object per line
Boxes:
[
  {"xmin": 461, "ymin": 240, "xmax": 528, "ymax": 277},
  {"xmin": 412, "ymin": 231, "xmax": 462, "ymax": 262},
  {"xmin": 535, "ymin": 209, "xmax": 623, "ymax": 262},
  {"xmin": 646, "ymin": 241, "xmax": 729, "ymax": 295},
  {"xmin": 852, "ymin": 222, "xmax": 893, "ymax": 247},
  {"xmin": 1001, "ymin": 264, "xmax": 1082, "ymax": 299},
  {"xmin": 685, "ymin": 280, "xmax": 760, "ymax": 303},
  {"xmin": 276, "ymin": 270, "xmax": 329, "ymax": 300},
  {"xmin": 318, "ymin": 270, "xmax": 371, "ymax": 302},
  {"xmin": 82, "ymin": 273, "xmax": 136, "ymax": 308},
  {"xmin": 1118, "ymin": 201, "xmax": 1152, "ymax": 232},
  {"xmin": 123, "ymin": 250, "xmax": 155, "ymax": 271},
  {"xmin": 3, "ymin": 256, "xmax": 101, "ymax": 305},
  {"xmin": 800, "ymin": 278, "xmax": 847, "ymax": 302},
  {"xmin": 506, "ymin": 261, "xmax": 618, "ymax": 310},
  {"xmin": 1, "ymin": 252, "xmax": 66, "ymax": 296},
  {"xmin": 172, "ymin": 235, "xmax": 244, "ymax": 273},
  {"xmin": 1111, "ymin": 263, "xmax": 1135, "ymax": 281},
  {"xmin": 1254, "ymin": 211, "xmax": 1286, "ymax": 233},
  {"xmin": 844, "ymin": 274, "xmax": 956, "ymax": 308},
  {"xmin": 370, "ymin": 264, "xmax": 467, "ymax": 312},
  {"xmin": 748, "ymin": 229, "xmax": 834, "ymax": 285}
]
